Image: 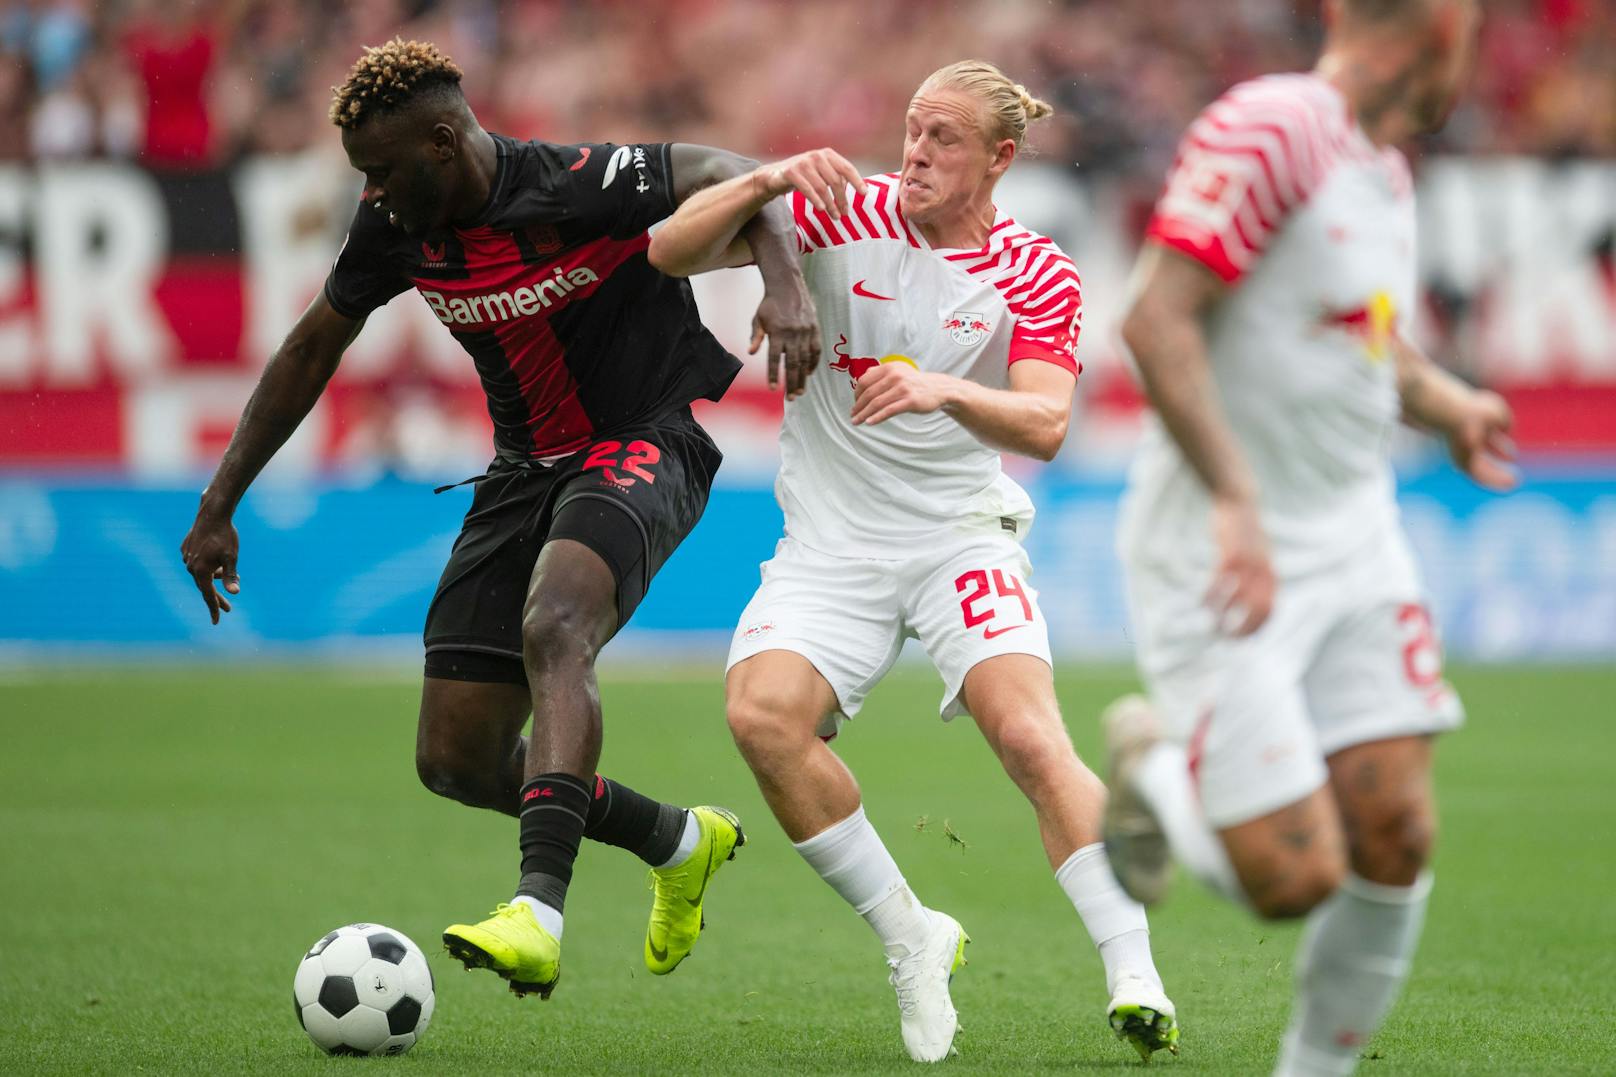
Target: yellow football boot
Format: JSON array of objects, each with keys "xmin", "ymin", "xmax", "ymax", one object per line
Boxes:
[
  {"xmin": 644, "ymin": 806, "xmax": 745, "ymax": 974},
  {"xmin": 443, "ymin": 902, "xmax": 561, "ymax": 999}
]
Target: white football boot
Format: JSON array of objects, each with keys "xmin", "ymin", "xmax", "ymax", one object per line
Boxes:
[
  {"xmin": 1101, "ymin": 694, "xmax": 1175, "ymax": 906},
  {"xmin": 887, "ymin": 910, "xmax": 970, "ymax": 1062},
  {"xmin": 1108, "ymin": 972, "xmax": 1181, "ymax": 1060}
]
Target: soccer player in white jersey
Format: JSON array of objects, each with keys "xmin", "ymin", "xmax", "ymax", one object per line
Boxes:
[
  {"xmin": 649, "ymin": 60, "xmax": 1177, "ymax": 1064},
  {"xmin": 1105, "ymin": 2, "xmax": 1511, "ymax": 1074}
]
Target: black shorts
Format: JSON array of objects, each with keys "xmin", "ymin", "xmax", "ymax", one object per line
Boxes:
[{"xmin": 423, "ymin": 407, "xmax": 721, "ymax": 685}]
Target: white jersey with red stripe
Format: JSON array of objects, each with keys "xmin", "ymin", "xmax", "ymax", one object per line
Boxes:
[
  {"xmin": 1119, "ymin": 72, "xmax": 1418, "ymax": 580},
  {"xmin": 776, "ymin": 173, "xmax": 1082, "ymax": 555}
]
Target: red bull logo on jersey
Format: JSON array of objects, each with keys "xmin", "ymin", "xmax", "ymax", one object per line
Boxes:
[
  {"xmin": 420, "ymin": 266, "xmax": 601, "ymax": 326},
  {"xmin": 829, "ymin": 334, "xmax": 917, "ymax": 383},
  {"xmin": 943, "ymin": 311, "xmax": 991, "ymax": 346},
  {"xmin": 1321, "ymin": 290, "xmax": 1397, "ymax": 361}
]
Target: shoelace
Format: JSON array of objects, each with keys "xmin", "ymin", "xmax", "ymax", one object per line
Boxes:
[{"xmin": 888, "ymin": 950, "xmax": 943, "ymax": 1018}]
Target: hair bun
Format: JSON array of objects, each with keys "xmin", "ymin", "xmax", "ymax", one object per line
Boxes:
[{"xmin": 1016, "ymin": 84, "xmax": 1054, "ymax": 122}]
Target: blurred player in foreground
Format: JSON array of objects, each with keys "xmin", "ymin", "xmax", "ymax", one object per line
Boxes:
[
  {"xmin": 1106, "ymin": 2, "xmax": 1510, "ymax": 1073},
  {"xmin": 180, "ymin": 39, "xmax": 825, "ymax": 1000},
  {"xmin": 651, "ymin": 61, "xmax": 1177, "ymax": 1063}
]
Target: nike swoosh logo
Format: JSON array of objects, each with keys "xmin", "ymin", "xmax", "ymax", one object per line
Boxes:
[
  {"xmin": 685, "ymin": 842, "xmax": 717, "ymax": 908},
  {"xmin": 852, "ymin": 280, "xmax": 896, "ymax": 301},
  {"xmin": 569, "ymin": 146, "xmax": 591, "ymax": 171},
  {"xmin": 982, "ymin": 624, "xmax": 1028, "ymax": 639},
  {"xmin": 647, "ymin": 835, "xmax": 716, "ymax": 962}
]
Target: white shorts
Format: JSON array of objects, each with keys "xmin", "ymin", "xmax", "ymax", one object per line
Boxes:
[
  {"xmin": 727, "ymin": 532, "xmax": 1053, "ymax": 737},
  {"xmin": 1123, "ymin": 526, "xmax": 1464, "ymax": 829}
]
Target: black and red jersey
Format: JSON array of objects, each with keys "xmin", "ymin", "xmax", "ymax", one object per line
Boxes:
[{"xmin": 323, "ymin": 137, "xmax": 740, "ymax": 463}]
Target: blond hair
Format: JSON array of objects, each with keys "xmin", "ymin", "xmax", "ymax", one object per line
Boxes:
[
  {"xmin": 329, "ymin": 38, "xmax": 464, "ymax": 130},
  {"xmin": 916, "ymin": 60, "xmax": 1054, "ymax": 150}
]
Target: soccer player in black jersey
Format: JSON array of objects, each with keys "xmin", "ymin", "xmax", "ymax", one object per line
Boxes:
[{"xmin": 179, "ymin": 39, "xmax": 823, "ymax": 999}]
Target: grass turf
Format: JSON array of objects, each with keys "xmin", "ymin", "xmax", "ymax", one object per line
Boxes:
[{"xmin": 1, "ymin": 663, "xmax": 1612, "ymax": 1074}]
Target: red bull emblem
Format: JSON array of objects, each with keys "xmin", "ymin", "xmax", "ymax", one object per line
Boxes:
[
  {"xmin": 829, "ymin": 334, "xmax": 917, "ymax": 384},
  {"xmin": 830, "ymin": 334, "xmax": 880, "ymax": 382},
  {"xmin": 944, "ymin": 310, "xmax": 990, "ymax": 346},
  {"xmin": 1321, "ymin": 290, "xmax": 1396, "ymax": 361}
]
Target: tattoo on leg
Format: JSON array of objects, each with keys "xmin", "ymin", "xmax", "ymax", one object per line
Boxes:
[{"xmin": 1279, "ymin": 826, "xmax": 1315, "ymax": 851}]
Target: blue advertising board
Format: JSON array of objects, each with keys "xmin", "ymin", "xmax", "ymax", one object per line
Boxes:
[{"xmin": 1, "ymin": 467, "xmax": 1611, "ymax": 662}]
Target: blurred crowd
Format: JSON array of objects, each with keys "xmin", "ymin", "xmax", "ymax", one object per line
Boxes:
[{"xmin": 3, "ymin": 0, "xmax": 1613, "ymax": 183}]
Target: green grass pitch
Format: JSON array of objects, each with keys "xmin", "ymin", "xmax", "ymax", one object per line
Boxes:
[{"xmin": 2, "ymin": 663, "xmax": 1612, "ymax": 1074}]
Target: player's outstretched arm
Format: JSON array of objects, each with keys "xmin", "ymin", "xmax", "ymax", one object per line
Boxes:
[
  {"xmin": 1121, "ymin": 245, "xmax": 1273, "ymax": 635},
  {"xmin": 179, "ymin": 293, "xmax": 361, "ymax": 623},
  {"xmin": 652, "ymin": 147, "xmax": 864, "ymax": 276},
  {"xmin": 1392, "ymin": 333, "xmax": 1518, "ymax": 491},
  {"xmin": 659, "ymin": 145, "xmax": 864, "ymax": 397}
]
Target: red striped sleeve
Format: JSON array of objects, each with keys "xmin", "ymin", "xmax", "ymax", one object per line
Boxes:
[
  {"xmin": 1145, "ymin": 75, "xmax": 1345, "ymax": 282},
  {"xmin": 1006, "ymin": 255, "xmax": 1081, "ymax": 374}
]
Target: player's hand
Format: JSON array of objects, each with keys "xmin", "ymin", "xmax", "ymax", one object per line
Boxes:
[
  {"xmin": 751, "ymin": 277, "xmax": 821, "ymax": 400},
  {"xmin": 850, "ymin": 362, "xmax": 953, "ymax": 425},
  {"xmin": 180, "ymin": 508, "xmax": 241, "ymax": 625},
  {"xmin": 1207, "ymin": 495, "xmax": 1274, "ymax": 636},
  {"xmin": 1448, "ymin": 389, "xmax": 1518, "ymax": 492},
  {"xmin": 754, "ymin": 148, "xmax": 866, "ymax": 218}
]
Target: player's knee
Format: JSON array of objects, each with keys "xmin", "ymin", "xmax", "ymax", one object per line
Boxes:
[
  {"xmin": 726, "ymin": 690, "xmax": 808, "ymax": 766},
  {"xmin": 520, "ymin": 596, "xmax": 603, "ymax": 672},
  {"xmin": 991, "ymin": 714, "xmax": 1080, "ymax": 791},
  {"xmin": 1247, "ymin": 854, "xmax": 1346, "ymax": 920},
  {"xmin": 415, "ymin": 743, "xmax": 487, "ymax": 807},
  {"xmin": 1349, "ymin": 801, "xmax": 1436, "ymax": 884}
]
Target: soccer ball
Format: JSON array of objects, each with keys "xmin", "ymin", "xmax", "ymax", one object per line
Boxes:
[{"xmin": 293, "ymin": 923, "xmax": 435, "ymax": 1056}]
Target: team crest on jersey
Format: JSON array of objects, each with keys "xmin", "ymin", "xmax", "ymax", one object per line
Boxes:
[
  {"xmin": 1321, "ymin": 290, "xmax": 1397, "ymax": 362},
  {"xmin": 526, "ymin": 224, "xmax": 562, "ymax": 254},
  {"xmin": 944, "ymin": 311, "xmax": 990, "ymax": 346},
  {"xmin": 420, "ymin": 240, "xmax": 447, "ymax": 266}
]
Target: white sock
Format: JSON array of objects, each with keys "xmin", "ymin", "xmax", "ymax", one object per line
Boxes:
[
  {"xmin": 1273, "ymin": 872, "xmax": 1433, "ymax": 1077},
  {"xmin": 655, "ymin": 809, "xmax": 703, "ymax": 869},
  {"xmin": 511, "ymin": 894, "xmax": 564, "ymax": 941},
  {"xmin": 1134, "ymin": 741, "xmax": 1245, "ymax": 903},
  {"xmin": 1056, "ymin": 842, "xmax": 1161, "ymax": 995},
  {"xmin": 793, "ymin": 805, "xmax": 931, "ymax": 957}
]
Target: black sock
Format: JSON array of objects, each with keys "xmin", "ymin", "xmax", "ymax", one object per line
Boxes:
[
  {"xmin": 516, "ymin": 773, "xmax": 592, "ymax": 913},
  {"xmin": 584, "ymin": 774, "xmax": 689, "ymax": 867}
]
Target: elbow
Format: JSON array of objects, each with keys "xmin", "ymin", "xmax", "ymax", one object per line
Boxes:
[
  {"xmin": 1030, "ymin": 411, "xmax": 1069, "ymax": 462},
  {"xmin": 646, "ymin": 233, "xmax": 691, "ymax": 278}
]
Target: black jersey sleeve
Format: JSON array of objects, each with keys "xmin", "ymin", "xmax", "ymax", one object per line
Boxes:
[
  {"xmin": 322, "ymin": 201, "xmax": 412, "ymax": 320},
  {"xmin": 550, "ymin": 142, "xmax": 678, "ymax": 240}
]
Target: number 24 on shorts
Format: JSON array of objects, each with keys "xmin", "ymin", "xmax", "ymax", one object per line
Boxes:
[{"xmin": 955, "ymin": 568, "xmax": 1033, "ymax": 638}]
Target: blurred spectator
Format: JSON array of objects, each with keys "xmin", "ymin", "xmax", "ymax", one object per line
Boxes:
[{"xmin": 0, "ymin": 0, "xmax": 1609, "ymax": 174}]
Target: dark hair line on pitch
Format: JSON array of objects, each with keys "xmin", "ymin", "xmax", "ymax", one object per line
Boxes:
[{"xmin": 329, "ymin": 38, "xmax": 465, "ymax": 130}]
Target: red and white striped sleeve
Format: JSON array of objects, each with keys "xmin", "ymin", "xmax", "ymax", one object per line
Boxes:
[
  {"xmin": 789, "ymin": 173, "xmax": 913, "ymax": 254},
  {"xmin": 1006, "ymin": 248, "xmax": 1082, "ymax": 375},
  {"xmin": 1144, "ymin": 76, "xmax": 1342, "ymax": 283}
]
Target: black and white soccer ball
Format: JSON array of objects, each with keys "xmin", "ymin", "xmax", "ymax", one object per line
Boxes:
[{"xmin": 293, "ymin": 923, "xmax": 435, "ymax": 1056}]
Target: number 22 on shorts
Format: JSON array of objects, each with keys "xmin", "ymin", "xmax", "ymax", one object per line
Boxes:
[
  {"xmin": 956, "ymin": 569, "xmax": 1033, "ymax": 638},
  {"xmin": 582, "ymin": 439, "xmax": 660, "ymax": 487}
]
